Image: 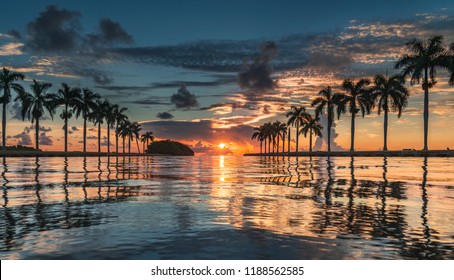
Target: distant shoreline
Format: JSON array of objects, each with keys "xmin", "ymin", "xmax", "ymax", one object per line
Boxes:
[
  {"xmin": 244, "ymin": 150, "xmax": 454, "ymax": 157},
  {"xmin": 0, "ymin": 151, "xmax": 167, "ymax": 157}
]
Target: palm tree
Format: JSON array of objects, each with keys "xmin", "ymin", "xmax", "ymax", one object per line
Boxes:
[
  {"xmin": 273, "ymin": 121, "xmax": 287, "ymax": 153},
  {"xmin": 395, "ymin": 35, "xmax": 453, "ymax": 150},
  {"xmin": 335, "ymin": 78, "xmax": 372, "ymax": 151},
  {"xmin": 251, "ymin": 126, "xmax": 265, "ymax": 154},
  {"xmin": 141, "ymin": 131, "xmax": 154, "ymax": 153},
  {"xmin": 118, "ymin": 119, "xmax": 131, "ymax": 155},
  {"xmin": 0, "ymin": 68, "xmax": 25, "ymax": 151},
  {"xmin": 130, "ymin": 122, "xmax": 142, "ymax": 154},
  {"xmin": 312, "ymin": 86, "xmax": 335, "ymax": 151},
  {"xmin": 14, "ymin": 79, "xmax": 57, "ymax": 150},
  {"xmin": 286, "ymin": 106, "xmax": 309, "ymax": 152},
  {"xmin": 55, "ymin": 83, "xmax": 82, "ymax": 152},
  {"xmin": 104, "ymin": 101, "xmax": 117, "ymax": 154},
  {"xmin": 113, "ymin": 106, "xmax": 128, "ymax": 154},
  {"xmin": 371, "ymin": 74, "xmax": 409, "ymax": 151},
  {"xmin": 300, "ymin": 115, "xmax": 323, "ymax": 152},
  {"xmin": 75, "ymin": 88, "xmax": 100, "ymax": 153},
  {"xmin": 262, "ymin": 122, "xmax": 273, "ymax": 154},
  {"xmin": 88, "ymin": 99, "xmax": 108, "ymax": 153}
]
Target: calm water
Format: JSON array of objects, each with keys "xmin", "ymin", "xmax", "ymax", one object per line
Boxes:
[{"xmin": 1, "ymin": 155, "xmax": 454, "ymax": 260}]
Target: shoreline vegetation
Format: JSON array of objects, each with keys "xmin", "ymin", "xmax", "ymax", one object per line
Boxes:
[{"xmin": 244, "ymin": 150, "xmax": 454, "ymax": 157}]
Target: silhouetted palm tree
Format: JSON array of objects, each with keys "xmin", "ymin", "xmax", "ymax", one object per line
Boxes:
[
  {"xmin": 371, "ymin": 74, "xmax": 409, "ymax": 151},
  {"xmin": 55, "ymin": 83, "xmax": 82, "ymax": 152},
  {"xmin": 335, "ymin": 78, "xmax": 372, "ymax": 151},
  {"xmin": 251, "ymin": 126, "xmax": 265, "ymax": 154},
  {"xmin": 130, "ymin": 122, "xmax": 142, "ymax": 153},
  {"xmin": 312, "ymin": 86, "xmax": 335, "ymax": 151},
  {"xmin": 88, "ymin": 99, "xmax": 108, "ymax": 153},
  {"xmin": 300, "ymin": 115, "xmax": 323, "ymax": 152},
  {"xmin": 14, "ymin": 79, "xmax": 57, "ymax": 150},
  {"xmin": 0, "ymin": 68, "xmax": 24, "ymax": 151},
  {"xmin": 141, "ymin": 131, "xmax": 154, "ymax": 153},
  {"xmin": 273, "ymin": 121, "xmax": 287, "ymax": 153},
  {"xmin": 114, "ymin": 106, "xmax": 128, "ymax": 154},
  {"xmin": 104, "ymin": 101, "xmax": 117, "ymax": 154},
  {"xmin": 395, "ymin": 35, "xmax": 453, "ymax": 150},
  {"xmin": 262, "ymin": 122, "xmax": 274, "ymax": 154},
  {"xmin": 118, "ymin": 119, "xmax": 131, "ymax": 154},
  {"xmin": 75, "ymin": 88, "xmax": 100, "ymax": 153},
  {"xmin": 286, "ymin": 106, "xmax": 309, "ymax": 152}
]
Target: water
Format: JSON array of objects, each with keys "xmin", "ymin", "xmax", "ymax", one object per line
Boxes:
[{"xmin": 1, "ymin": 156, "xmax": 454, "ymax": 259}]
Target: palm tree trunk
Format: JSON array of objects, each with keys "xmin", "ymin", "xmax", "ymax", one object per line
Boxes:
[
  {"xmin": 328, "ymin": 106, "xmax": 332, "ymax": 152},
  {"xmin": 35, "ymin": 118, "xmax": 40, "ymax": 151},
  {"xmin": 260, "ymin": 140, "xmax": 262, "ymax": 154},
  {"xmin": 350, "ymin": 112, "xmax": 355, "ymax": 152},
  {"xmin": 128, "ymin": 137, "xmax": 131, "ymax": 154},
  {"xmin": 282, "ymin": 133, "xmax": 285, "ymax": 153},
  {"xmin": 264, "ymin": 138, "xmax": 267, "ymax": 154},
  {"xmin": 107, "ymin": 123, "xmax": 110, "ymax": 154},
  {"xmin": 309, "ymin": 127, "xmax": 313, "ymax": 152},
  {"xmin": 423, "ymin": 67, "xmax": 429, "ymax": 151},
  {"xmin": 136, "ymin": 139, "xmax": 140, "ymax": 154},
  {"xmin": 64, "ymin": 104, "xmax": 68, "ymax": 153},
  {"xmin": 98, "ymin": 122, "xmax": 101, "ymax": 153},
  {"xmin": 115, "ymin": 123, "xmax": 119, "ymax": 154},
  {"xmin": 383, "ymin": 104, "xmax": 389, "ymax": 151},
  {"xmin": 295, "ymin": 124, "xmax": 299, "ymax": 152},
  {"xmin": 2, "ymin": 101, "xmax": 6, "ymax": 151},
  {"xmin": 288, "ymin": 127, "xmax": 291, "ymax": 153},
  {"xmin": 268, "ymin": 137, "xmax": 271, "ymax": 154},
  {"xmin": 122, "ymin": 136, "xmax": 125, "ymax": 155},
  {"xmin": 83, "ymin": 115, "xmax": 87, "ymax": 153},
  {"xmin": 143, "ymin": 142, "xmax": 145, "ymax": 154}
]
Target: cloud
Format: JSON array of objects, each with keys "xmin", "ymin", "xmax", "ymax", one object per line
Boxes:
[
  {"xmin": 313, "ymin": 115, "xmax": 345, "ymax": 151},
  {"xmin": 25, "ymin": 5, "xmax": 82, "ymax": 53},
  {"xmin": 238, "ymin": 41, "xmax": 277, "ymax": 92},
  {"xmin": 8, "ymin": 127, "xmax": 32, "ymax": 146},
  {"xmin": 86, "ymin": 18, "xmax": 134, "ymax": 46},
  {"xmin": 150, "ymin": 76, "xmax": 236, "ymax": 90},
  {"xmin": 157, "ymin": 112, "xmax": 174, "ymax": 119},
  {"xmin": 39, "ymin": 132, "xmax": 53, "ymax": 146},
  {"xmin": 170, "ymin": 85, "xmax": 199, "ymax": 108},
  {"xmin": 68, "ymin": 126, "xmax": 79, "ymax": 134},
  {"xmin": 9, "ymin": 102, "xmax": 23, "ymax": 120}
]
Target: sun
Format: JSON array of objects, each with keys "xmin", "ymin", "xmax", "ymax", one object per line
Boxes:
[{"xmin": 218, "ymin": 143, "xmax": 226, "ymax": 149}]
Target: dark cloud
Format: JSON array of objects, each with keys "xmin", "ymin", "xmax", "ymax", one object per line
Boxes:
[
  {"xmin": 238, "ymin": 41, "xmax": 277, "ymax": 91},
  {"xmin": 157, "ymin": 112, "xmax": 174, "ymax": 119},
  {"xmin": 8, "ymin": 127, "xmax": 32, "ymax": 146},
  {"xmin": 95, "ymin": 85, "xmax": 154, "ymax": 92},
  {"xmin": 8, "ymin": 101, "xmax": 23, "ymax": 120},
  {"xmin": 7, "ymin": 30, "xmax": 22, "ymax": 40},
  {"xmin": 150, "ymin": 76, "xmax": 236, "ymax": 90},
  {"xmin": 68, "ymin": 126, "xmax": 79, "ymax": 134},
  {"xmin": 39, "ymin": 132, "xmax": 53, "ymax": 146},
  {"xmin": 25, "ymin": 5, "xmax": 81, "ymax": 52},
  {"xmin": 86, "ymin": 18, "xmax": 134, "ymax": 46},
  {"xmin": 127, "ymin": 98, "xmax": 170, "ymax": 105},
  {"xmin": 170, "ymin": 85, "xmax": 199, "ymax": 108}
]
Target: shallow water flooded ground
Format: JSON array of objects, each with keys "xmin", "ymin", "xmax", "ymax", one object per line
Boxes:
[{"xmin": 1, "ymin": 156, "xmax": 454, "ymax": 259}]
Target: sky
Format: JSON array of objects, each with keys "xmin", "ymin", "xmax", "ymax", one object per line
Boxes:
[{"xmin": 1, "ymin": 0, "xmax": 454, "ymax": 154}]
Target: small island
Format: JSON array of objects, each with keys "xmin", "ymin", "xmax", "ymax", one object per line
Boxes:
[{"xmin": 145, "ymin": 140, "xmax": 194, "ymax": 156}]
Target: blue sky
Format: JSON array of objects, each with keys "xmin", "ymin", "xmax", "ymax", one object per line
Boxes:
[{"xmin": 1, "ymin": 0, "xmax": 454, "ymax": 153}]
